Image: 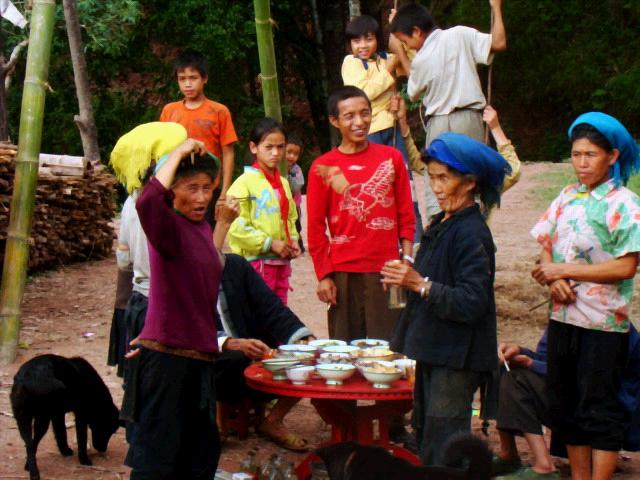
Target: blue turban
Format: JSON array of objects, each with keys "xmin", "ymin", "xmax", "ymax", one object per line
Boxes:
[
  {"xmin": 568, "ymin": 112, "xmax": 640, "ymax": 187},
  {"xmin": 426, "ymin": 132, "xmax": 511, "ymax": 209}
]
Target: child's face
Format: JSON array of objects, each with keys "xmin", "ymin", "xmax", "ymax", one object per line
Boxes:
[
  {"xmin": 251, "ymin": 131, "xmax": 286, "ymax": 173},
  {"xmin": 285, "ymin": 144, "xmax": 302, "ymax": 169},
  {"xmin": 350, "ymin": 33, "xmax": 378, "ymax": 60},
  {"xmin": 329, "ymin": 96, "xmax": 372, "ymax": 145},
  {"xmin": 394, "ymin": 28, "xmax": 424, "ymax": 51},
  {"xmin": 176, "ymin": 67, "xmax": 207, "ymax": 101}
]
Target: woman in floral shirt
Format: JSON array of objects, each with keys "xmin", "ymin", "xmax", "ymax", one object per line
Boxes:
[{"xmin": 530, "ymin": 112, "xmax": 640, "ymax": 479}]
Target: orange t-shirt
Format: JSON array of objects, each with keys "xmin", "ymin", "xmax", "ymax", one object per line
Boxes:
[{"xmin": 159, "ymin": 98, "xmax": 238, "ymax": 159}]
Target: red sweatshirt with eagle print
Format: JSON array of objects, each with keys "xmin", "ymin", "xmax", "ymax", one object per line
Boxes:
[{"xmin": 307, "ymin": 142, "xmax": 416, "ymax": 281}]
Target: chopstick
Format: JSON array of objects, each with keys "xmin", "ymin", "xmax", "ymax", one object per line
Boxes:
[
  {"xmin": 234, "ymin": 196, "xmax": 256, "ymax": 202},
  {"xmin": 528, "ymin": 282, "xmax": 581, "ymax": 312}
]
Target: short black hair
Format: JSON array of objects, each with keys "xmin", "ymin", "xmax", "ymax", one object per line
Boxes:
[
  {"xmin": 173, "ymin": 152, "xmax": 218, "ymax": 184},
  {"xmin": 249, "ymin": 117, "xmax": 287, "ymax": 146},
  {"xmin": 327, "ymin": 86, "xmax": 371, "ymax": 118},
  {"xmin": 346, "ymin": 15, "xmax": 381, "ymax": 45},
  {"xmin": 287, "ymin": 134, "xmax": 304, "ymax": 149},
  {"xmin": 570, "ymin": 123, "xmax": 614, "ymax": 152},
  {"xmin": 390, "ymin": 3, "xmax": 435, "ymax": 36},
  {"xmin": 174, "ymin": 50, "xmax": 208, "ymax": 78}
]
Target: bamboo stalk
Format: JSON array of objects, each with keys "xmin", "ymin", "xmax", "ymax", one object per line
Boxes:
[
  {"xmin": 0, "ymin": 0, "xmax": 56, "ymax": 364},
  {"xmin": 253, "ymin": 0, "xmax": 286, "ymax": 175}
]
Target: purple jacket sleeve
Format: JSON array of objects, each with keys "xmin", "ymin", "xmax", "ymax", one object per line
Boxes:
[{"xmin": 135, "ymin": 177, "xmax": 181, "ymax": 256}]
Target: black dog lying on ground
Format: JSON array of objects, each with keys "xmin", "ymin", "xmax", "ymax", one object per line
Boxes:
[
  {"xmin": 10, "ymin": 354, "xmax": 120, "ymax": 480},
  {"xmin": 316, "ymin": 434, "xmax": 492, "ymax": 480}
]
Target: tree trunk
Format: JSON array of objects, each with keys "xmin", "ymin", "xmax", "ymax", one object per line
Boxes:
[
  {"xmin": 349, "ymin": 0, "xmax": 362, "ymax": 19},
  {"xmin": 0, "ymin": 29, "xmax": 8, "ymax": 142},
  {"xmin": 62, "ymin": 0, "xmax": 100, "ymax": 164},
  {"xmin": 0, "ymin": 0, "xmax": 56, "ymax": 364},
  {"xmin": 309, "ymin": 0, "xmax": 334, "ymax": 149}
]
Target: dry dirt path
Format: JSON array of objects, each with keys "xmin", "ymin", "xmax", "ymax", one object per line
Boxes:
[{"xmin": 1, "ymin": 163, "xmax": 638, "ymax": 478}]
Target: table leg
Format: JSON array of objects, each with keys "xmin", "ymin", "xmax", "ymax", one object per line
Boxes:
[{"xmin": 310, "ymin": 399, "xmax": 412, "ymax": 447}]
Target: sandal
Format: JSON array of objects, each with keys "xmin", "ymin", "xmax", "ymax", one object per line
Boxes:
[{"xmin": 258, "ymin": 419, "xmax": 309, "ymax": 452}]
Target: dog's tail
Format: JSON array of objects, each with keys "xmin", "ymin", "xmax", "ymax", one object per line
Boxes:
[{"xmin": 442, "ymin": 433, "xmax": 492, "ymax": 480}]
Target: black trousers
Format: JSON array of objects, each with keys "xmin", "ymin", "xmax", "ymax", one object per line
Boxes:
[
  {"xmin": 546, "ymin": 320, "xmax": 628, "ymax": 451},
  {"xmin": 125, "ymin": 348, "xmax": 220, "ymax": 480},
  {"xmin": 497, "ymin": 368, "xmax": 550, "ymax": 436}
]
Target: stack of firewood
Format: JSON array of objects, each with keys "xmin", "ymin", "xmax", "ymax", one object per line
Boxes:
[{"xmin": 0, "ymin": 142, "xmax": 117, "ymax": 271}]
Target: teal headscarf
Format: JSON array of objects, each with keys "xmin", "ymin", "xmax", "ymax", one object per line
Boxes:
[
  {"xmin": 426, "ymin": 132, "xmax": 511, "ymax": 209},
  {"xmin": 568, "ymin": 112, "xmax": 640, "ymax": 187}
]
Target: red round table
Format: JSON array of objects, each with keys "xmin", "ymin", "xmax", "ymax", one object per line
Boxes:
[{"xmin": 244, "ymin": 363, "xmax": 419, "ymax": 478}]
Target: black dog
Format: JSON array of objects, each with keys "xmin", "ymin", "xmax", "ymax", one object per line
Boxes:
[
  {"xmin": 10, "ymin": 354, "xmax": 120, "ymax": 480},
  {"xmin": 316, "ymin": 434, "xmax": 492, "ymax": 480}
]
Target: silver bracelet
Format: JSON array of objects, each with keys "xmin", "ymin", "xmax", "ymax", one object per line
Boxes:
[{"xmin": 402, "ymin": 254, "xmax": 414, "ymax": 264}]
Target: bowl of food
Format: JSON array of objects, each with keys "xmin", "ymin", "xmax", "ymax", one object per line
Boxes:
[
  {"xmin": 315, "ymin": 363, "xmax": 356, "ymax": 385},
  {"xmin": 322, "ymin": 345, "xmax": 360, "ymax": 355},
  {"xmin": 317, "ymin": 352, "xmax": 353, "ymax": 365},
  {"xmin": 349, "ymin": 338, "xmax": 389, "ymax": 349},
  {"xmin": 262, "ymin": 358, "xmax": 299, "ymax": 380},
  {"xmin": 394, "ymin": 358, "xmax": 417, "ymax": 380},
  {"xmin": 286, "ymin": 365, "xmax": 315, "ymax": 385},
  {"xmin": 308, "ymin": 338, "xmax": 347, "ymax": 349},
  {"xmin": 350, "ymin": 347, "xmax": 396, "ymax": 362},
  {"xmin": 360, "ymin": 363, "xmax": 402, "ymax": 389},
  {"xmin": 278, "ymin": 344, "xmax": 317, "ymax": 356}
]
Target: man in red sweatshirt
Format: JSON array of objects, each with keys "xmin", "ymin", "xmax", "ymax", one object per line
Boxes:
[{"xmin": 307, "ymin": 86, "xmax": 416, "ymax": 341}]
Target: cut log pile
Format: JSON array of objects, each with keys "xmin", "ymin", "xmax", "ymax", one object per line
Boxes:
[{"xmin": 0, "ymin": 142, "xmax": 117, "ymax": 272}]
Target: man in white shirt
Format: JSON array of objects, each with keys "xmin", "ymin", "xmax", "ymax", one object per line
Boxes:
[{"xmin": 389, "ymin": 0, "xmax": 507, "ymax": 219}]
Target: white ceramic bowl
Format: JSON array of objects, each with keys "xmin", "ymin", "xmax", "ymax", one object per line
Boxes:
[
  {"xmin": 394, "ymin": 358, "xmax": 417, "ymax": 379},
  {"xmin": 361, "ymin": 367, "xmax": 402, "ymax": 389},
  {"xmin": 286, "ymin": 365, "xmax": 315, "ymax": 385},
  {"xmin": 349, "ymin": 338, "xmax": 389, "ymax": 348},
  {"xmin": 350, "ymin": 347, "xmax": 396, "ymax": 362},
  {"xmin": 308, "ymin": 339, "xmax": 347, "ymax": 349},
  {"xmin": 262, "ymin": 358, "xmax": 299, "ymax": 380},
  {"xmin": 278, "ymin": 344, "xmax": 317, "ymax": 355},
  {"xmin": 322, "ymin": 345, "xmax": 360, "ymax": 355},
  {"xmin": 315, "ymin": 363, "xmax": 356, "ymax": 385},
  {"xmin": 317, "ymin": 352, "xmax": 353, "ymax": 365}
]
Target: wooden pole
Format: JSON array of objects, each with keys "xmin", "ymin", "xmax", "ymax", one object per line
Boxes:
[
  {"xmin": 253, "ymin": 0, "xmax": 285, "ymax": 174},
  {"xmin": 0, "ymin": 0, "xmax": 56, "ymax": 364}
]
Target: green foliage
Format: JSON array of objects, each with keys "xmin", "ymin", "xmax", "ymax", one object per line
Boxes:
[{"xmin": 76, "ymin": 0, "xmax": 141, "ymax": 56}]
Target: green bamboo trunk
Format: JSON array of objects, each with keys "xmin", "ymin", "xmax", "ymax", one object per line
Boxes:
[
  {"xmin": 0, "ymin": 0, "xmax": 56, "ymax": 364},
  {"xmin": 253, "ymin": 0, "xmax": 286, "ymax": 174}
]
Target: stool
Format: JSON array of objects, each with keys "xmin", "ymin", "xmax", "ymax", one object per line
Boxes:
[{"xmin": 217, "ymin": 397, "xmax": 264, "ymax": 439}]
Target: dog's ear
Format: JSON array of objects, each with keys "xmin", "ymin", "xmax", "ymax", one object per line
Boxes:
[{"xmin": 315, "ymin": 442, "xmax": 360, "ymax": 480}]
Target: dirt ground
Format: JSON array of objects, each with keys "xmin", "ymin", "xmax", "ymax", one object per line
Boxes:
[{"xmin": 1, "ymin": 163, "xmax": 639, "ymax": 479}]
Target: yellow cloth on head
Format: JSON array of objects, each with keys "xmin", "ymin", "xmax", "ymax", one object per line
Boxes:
[{"xmin": 109, "ymin": 122, "xmax": 187, "ymax": 193}]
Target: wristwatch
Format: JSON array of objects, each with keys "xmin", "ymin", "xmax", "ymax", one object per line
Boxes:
[{"xmin": 419, "ymin": 276, "xmax": 431, "ymax": 299}]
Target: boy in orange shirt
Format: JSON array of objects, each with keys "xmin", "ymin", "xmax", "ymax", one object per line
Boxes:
[{"xmin": 160, "ymin": 50, "xmax": 238, "ymax": 222}]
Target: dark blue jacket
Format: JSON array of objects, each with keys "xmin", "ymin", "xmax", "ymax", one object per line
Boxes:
[
  {"xmin": 218, "ymin": 254, "xmax": 312, "ymax": 347},
  {"xmin": 391, "ymin": 204, "xmax": 498, "ymax": 372}
]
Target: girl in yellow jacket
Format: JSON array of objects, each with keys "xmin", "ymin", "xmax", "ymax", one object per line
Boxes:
[{"xmin": 227, "ymin": 118, "xmax": 300, "ymax": 305}]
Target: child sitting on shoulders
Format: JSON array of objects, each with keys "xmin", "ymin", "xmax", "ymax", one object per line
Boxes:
[
  {"xmin": 342, "ymin": 15, "xmax": 423, "ymax": 240},
  {"xmin": 227, "ymin": 118, "xmax": 300, "ymax": 305},
  {"xmin": 286, "ymin": 134, "xmax": 306, "ymax": 254}
]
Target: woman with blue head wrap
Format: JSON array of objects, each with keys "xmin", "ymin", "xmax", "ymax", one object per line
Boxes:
[
  {"xmin": 531, "ymin": 112, "xmax": 640, "ymax": 479},
  {"xmin": 381, "ymin": 132, "xmax": 508, "ymax": 465}
]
